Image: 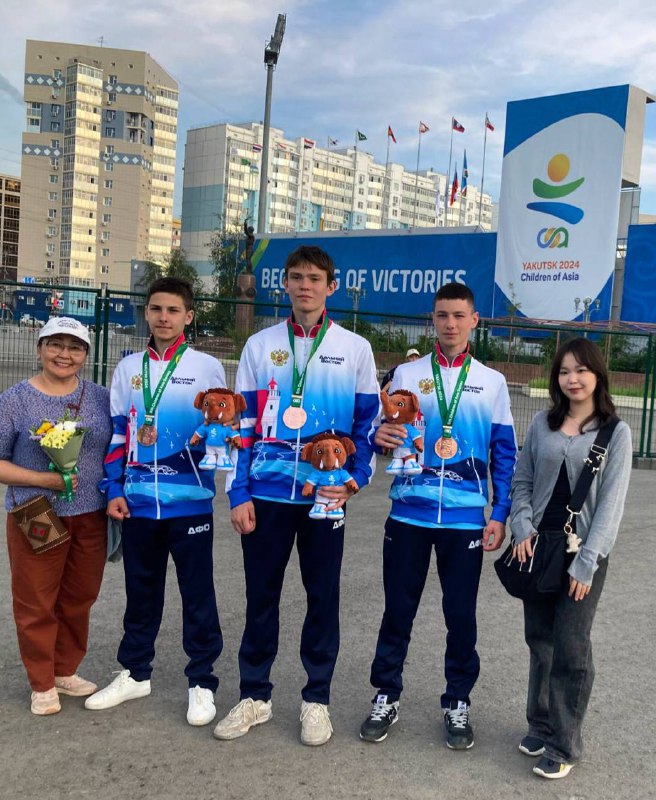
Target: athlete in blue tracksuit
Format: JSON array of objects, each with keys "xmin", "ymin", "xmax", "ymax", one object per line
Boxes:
[
  {"xmin": 86, "ymin": 278, "xmax": 226, "ymax": 728},
  {"xmin": 215, "ymin": 245, "xmax": 380, "ymax": 747},
  {"xmin": 360, "ymin": 282, "xmax": 517, "ymax": 750}
]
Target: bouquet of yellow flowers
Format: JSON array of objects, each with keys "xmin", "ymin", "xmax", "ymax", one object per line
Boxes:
[{"xmin": 30, "ymin": 410, "xmax": 87, "ymax": 501}]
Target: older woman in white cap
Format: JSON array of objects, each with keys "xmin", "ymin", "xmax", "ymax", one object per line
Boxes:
[{"xmin": 0, "ymin": 317, "xmax": 112, "ymax": 715}]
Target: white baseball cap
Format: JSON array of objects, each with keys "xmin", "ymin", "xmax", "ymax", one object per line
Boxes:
[
  {"xmin": 406, "ymin": 348, "xmax": 420, "ymax": 358},
  {"xmin": 38, "ymin": 316, "xmax": 91, "ymax": 347}
]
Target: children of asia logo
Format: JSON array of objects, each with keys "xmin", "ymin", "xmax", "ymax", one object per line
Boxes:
[{"xmin": 528, "ymin": 153, "xmax": 585, "ymax": 249}]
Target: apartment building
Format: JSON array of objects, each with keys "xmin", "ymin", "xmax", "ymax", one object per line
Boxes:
[
  {"xmin": 0, "ymin": 174, "xmax": 20, "ymax": 281},
  {"xmin": 19, "ymin": 40, "xmax": 178, "ymax": 290},
  {"xmin": 181, "ymin": 122, "xmax": 494, "ymax": 279}
]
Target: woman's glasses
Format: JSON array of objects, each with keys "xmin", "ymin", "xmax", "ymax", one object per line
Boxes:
[{"xmin": 43, "ymin": 339, "xmax": 88, "ymax": 357}]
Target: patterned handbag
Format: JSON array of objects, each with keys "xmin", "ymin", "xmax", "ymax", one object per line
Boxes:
[{"xmin": 10, "ymin": 494, "xmax": 70, "ymax": 554}]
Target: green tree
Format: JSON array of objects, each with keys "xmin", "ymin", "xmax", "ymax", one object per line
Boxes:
[
  {"xmin": 136, "ymin": 249, "xmax": 204, "ymax": 297},
  {"xmin": 205, "ymin": 221, "xmax": 244, "ymax": 334}
]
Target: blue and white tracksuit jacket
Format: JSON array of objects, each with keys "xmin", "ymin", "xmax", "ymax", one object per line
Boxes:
[
  {"xmin": 102, "ymin": 335, "xmax": 227, "ymax": 520},
  {"xmin": 227, "ymin": 315, "xmax": 380, "ymax": 507},
  {"xmin": 387, "ymin": 346, "xmax": 517, "ymax": 529}
]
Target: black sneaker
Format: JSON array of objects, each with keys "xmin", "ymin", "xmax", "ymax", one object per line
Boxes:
[
  {"xmin": 533, "ymin": 755, "xmax": 574, "ymax": 779},
  {"xmin": 443, "ymin": 700, "xmax": 474, "ymax": 750},
  {"xmin": 359, "ymin": 694, "xmax": 399, "ymax": 742},
  {"xmin": 519, "ymin": 734, "xmax": 545, "ymax": 757}
]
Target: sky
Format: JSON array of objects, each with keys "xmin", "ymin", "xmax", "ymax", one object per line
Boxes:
[{"xmin": 2, "ymin": 0, "xmax": 656, "ymax": 218}]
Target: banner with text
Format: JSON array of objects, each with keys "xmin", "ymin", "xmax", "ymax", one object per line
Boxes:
[
  {"xmin": 254, "ymin": 232, "xmax": 496, "ymax": 319},
  {"xmin": 494, "ymin": 85, "xmax": 629, "ymax": 321}
]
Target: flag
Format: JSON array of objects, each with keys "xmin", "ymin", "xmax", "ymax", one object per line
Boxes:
[
  {"xmin": 387, "ymin": 126, "xmax": 397, "ymax": 143},
  {"xmin": 303, "ymin": 138, "xmax": 315, "ymax": 149},
  {"xmin": 419, "ymin": 121, "xmax": 429, "ymax": 134},
  {"xmin": 452, "ymin": 117, "xmax": 465, "ymax": 133},
  {"xmin": 450, "ymin": 169, "xmax": 459, "ymax": 205},
  {"xmin": 328, "ymin": 137, "xmax": 339, "ymax": 147},
  {"xmin": 252, "ymin": 143, "xmax": 263, "ymax": 153},
  {"xmin": 461, "ymin": 151, "xmax": 468, "ymax": 198},
  {"xmin": 485, "ymin": 114, "xmax": 495, "ymax": 131},
  {"xmin": 356, "ymin": 130, "xmax": 367, "ymax": 141},
  {"xmin": 240, "ymin": 158, "xmax": 250, "ymax": 166}
]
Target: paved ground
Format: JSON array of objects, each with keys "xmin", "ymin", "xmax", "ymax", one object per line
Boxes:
[{"xmin": 1, "ymin": 466, "xmax": 655, "ymax": 800}]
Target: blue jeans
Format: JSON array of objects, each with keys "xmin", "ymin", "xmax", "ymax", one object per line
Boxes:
[{"xmin": 523, "ymin": 557, "xmax": 608, "ymax": 763}]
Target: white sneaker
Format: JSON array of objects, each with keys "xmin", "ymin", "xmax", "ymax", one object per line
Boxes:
[
  {"xmin": 213, "ymin": 698, "xmax": 272, "ymax": 740},
  {"xmin": 187, "ymin": 686, "xmax": 216, "ymax": 726},
  {"xmin": 300, "ymin": 700, "xmax": 333, "ymax": 746},
  {"xmin": 84, "ymin": 670, "xmax": 151, "ymax": 710}
]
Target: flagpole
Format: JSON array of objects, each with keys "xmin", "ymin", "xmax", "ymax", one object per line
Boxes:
[
  {"xmin": 446, "ymin": 120, "xmax": 454, "ymax": 227},
  {"xmin": 323, "ymin": 137, "xmax": 331, "ymax": 231},
  {"xmin": 350, "ymin": 131, "xmax": 358, "ymax": 230},
  {"xmin": 478, "ymin": 114, "xmax": 489, "ymax": 228},
  {"xmin": 384, "ymin": 133, "xmax": 391, "ymax": 228},
  {"xmin": 413, "ymin": 126, "xmax": 422, "ymax": 228},
  {"xmin": 297, "ymin": 140, "xmax": 305, "ymax": 231}
]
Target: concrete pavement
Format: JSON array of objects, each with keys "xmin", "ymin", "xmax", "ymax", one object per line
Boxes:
[{"xmin": 1, "ymin": 466, "xmax": 655, "ymax": 800}]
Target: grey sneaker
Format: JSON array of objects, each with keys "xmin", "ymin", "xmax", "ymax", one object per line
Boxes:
[
  {"xmin": 300, "ymin": 701, "xmax": 333, "ymax": 746},
  {"xmin": 213, "ymin": 698, "xmax": 272, "ymax": 740},
  {"xmin": 85, "ymin": 670, "xmax": 151, "ymax": 710}
]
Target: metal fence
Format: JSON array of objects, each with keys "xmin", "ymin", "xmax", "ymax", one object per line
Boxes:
[{"xmin": 0, "ymin": 281, "xmax": 653, "ymax": 457}]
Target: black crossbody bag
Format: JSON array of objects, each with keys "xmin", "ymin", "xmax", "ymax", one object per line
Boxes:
[{"xmin": 495, "ymin": 419, "xmax": 619, "ymax": 601}]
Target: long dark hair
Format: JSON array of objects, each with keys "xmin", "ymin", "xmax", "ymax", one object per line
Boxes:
[{"xmin": 547, "ymin": 337, "xmax": 617, "ymax": 432}]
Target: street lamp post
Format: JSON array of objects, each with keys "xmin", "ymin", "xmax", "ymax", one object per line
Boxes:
[
  {"xmin": 257, "ymin": 13, "xmax": 286, "ymax": 235},
  {"xmin": 574, "ymin": 296, "xmax": 601, "ymax": 337},
  {"xmin": 347, "ymin": 286, "xmax": 366, "ymax": 332},
  {"xmin": 268, "ymin": 288, "xmax": 283, "ymax": 322}
]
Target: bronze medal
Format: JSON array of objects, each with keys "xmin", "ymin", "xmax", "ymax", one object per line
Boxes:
[
  {"xmin": 137, "ymin": 423, "xmax": 158, "ymax": 446},
  {"xmin": 283, "ymin": 406, "xmax": 307, "ymax": 430},
  {"xmin": 434, "ymin": 436, "xmax": 458, "ymax": 460}
]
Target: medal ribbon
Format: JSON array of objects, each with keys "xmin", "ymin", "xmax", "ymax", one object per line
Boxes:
[
  {"xmin": 431, "ymin": 352, "xmax": 471, "ymax": 438},
  {"xmin": 141, "ymin": 344, "xmax": 188, "ymax": 425},
  {"xmin": 286, "ymin": 316, "xmax": 330, "ymax": 408}
]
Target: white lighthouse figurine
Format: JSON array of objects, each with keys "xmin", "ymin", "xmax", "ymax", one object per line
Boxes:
[
  {"xmin": 261, "ymin": 377, "xmax": 280, "ymax": 440},
  {"xmin": 127, "ymin": 404, "xmax": 138, "ymax": 464}
]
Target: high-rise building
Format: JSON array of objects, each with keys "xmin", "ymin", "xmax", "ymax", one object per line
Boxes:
[
  {"xmin": 181, "ymin": 122, "xmax": 494, "ymax": 280},
  {"xmin": 19, "ymin": 40, "xmax": 178, "ymax": 290},
  {"xmin": 0, "ymin": 174, "xmax": 20, "ymax": 281}
]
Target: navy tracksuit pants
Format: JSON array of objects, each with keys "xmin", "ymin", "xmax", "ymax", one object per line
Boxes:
[
  {"xmin": 117, "ymin": 513, "xmax": 223, "ymax": 691},
  {"xmin": 370, "ymin": 517, "xmax": 484, "ymax": 707},
  {"xmin": 238, "ymin": 497, "xmax": 345, "ymax": 705}
]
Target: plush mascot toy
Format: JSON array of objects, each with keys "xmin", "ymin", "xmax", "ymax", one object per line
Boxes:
[
  {"xmin": 380, "ymin": 389, "xmax": 424, "ymax": 475},
  {"xmin": 189, "ymin": 388, "xmax": 246, "ymax": 470},
  {"xmin": 301, "ymin": 432, "xmax": 359, "ymax": 520}
]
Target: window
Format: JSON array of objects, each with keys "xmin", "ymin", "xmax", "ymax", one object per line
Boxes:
[
  {"xmin": 48, "ymin": 191, "xmax": 58, "ymax": 201},
  {"xmin": 108, "ymin": 92, "xmax": 117, "ymax": 103},
  {"xmin": 108, "ymin": 75, "xmax": 117, "ymax": 85},
  {"xmin": 105, "ymin": 145, "xmax": 114, "ymax": 154},
  {"xmin": 101, "ymin": 231, "xmax": 110, "ymax": 241},
  {"xmin": 105, "ymin": 162, "xmax": 113, "ymax": 172},
  {"xmin": 51, "ymin": 105, "xmax": 61, "ymax": 117},
  {"xmin": 105, "ymin": 127, "xmax": 115, "ymax": 138},
  {"xmin": 50, "ymin": 157, "xmax": 59, "ymax": 168},
  {"xmin": 102, "ymin": 213, "xmax": 111, "ymax": 224},
  {"xmin": 51, "ymin": 121, "xmax": 60, "ymax": 132},
  {"xmin": 46, "ymin": 243, "xmax": 55, "ymax": 255},
  {"xmin": 49, "ymin": 174, "xmax": 58, "ymax": 184},
  {"xmin": 48, "ymin": 209, "xmax": 57, "ymax": 220},
  {"xmin": 46, "ymin": 260, "xmax": 56, "ymax": 270},
  {"xmin": 104, "ymin": 179, "xmax": 113, "ymax": 189},
  {"xmin": 105, "ymin": 110, "xmax": 116, "ymax": 121},
  {"xmin": 103, "ymin": 197, "xmax": 112, "ymax": 206},
  {"xmin": 47, "ymin": 225, "xmax": 58, "ymax": 236},
  {"xmin": 53, "ymin": 69, "xmax": 62, "ymax": 80},
  {"xmin": 101, "ymin": 264, "xmax": 109, "ymax": 274},
  {"xmin": 101, "ymin": 248, "xmax": 110, "ymax": 257},
  {"xmin": 51, "ymin": 139, "xmax": 60, "ymax": 149}
]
